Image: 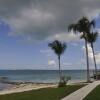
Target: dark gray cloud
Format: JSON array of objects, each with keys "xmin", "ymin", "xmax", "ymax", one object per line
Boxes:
[{"xmin": 0, "ymin": 0, "xmax": 100, "ymax": 41}]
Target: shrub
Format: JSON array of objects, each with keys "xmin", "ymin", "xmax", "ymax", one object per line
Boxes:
[{"xmin": 58, "ymin": 76, "xmax": 71, "ymax": 87}]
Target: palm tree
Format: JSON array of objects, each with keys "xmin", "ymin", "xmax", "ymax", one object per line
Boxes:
[
  {"xmin": 68, "ymin": 17, "xmax": 95, "ymax": 82},
  {"xmin": 86, "ymin": 32, "xmax": 98, "ymax": 78},
  {"xmin": 48, "ymin": 40, "xmax": 66, "ymax": 82}
]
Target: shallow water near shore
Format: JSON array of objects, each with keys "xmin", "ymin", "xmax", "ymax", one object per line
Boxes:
[
  {"xmin": 0, "ymin": 83, "xmax": 13, "ymax": 90},
  {"xmin": 0, "ymin": 70, "xmax": 93, "ymax": 83}
]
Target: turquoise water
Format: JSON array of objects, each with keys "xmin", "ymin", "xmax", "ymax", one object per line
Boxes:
[{"xmin": 0, "ymin": 70, "xmax": 93, "ymax": 83}]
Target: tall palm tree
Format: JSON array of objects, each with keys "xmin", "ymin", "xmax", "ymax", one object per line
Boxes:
[
  {"xmin": 86, "ymin": 32, "xmax": 98, "ymax": 78},
  {"xmin": 68, "ymin": 17, "xmax": 95, "ymax": 82},
  {"xmin": 48, "ymin": 40, "xmax": 66, "ymax": 82}
]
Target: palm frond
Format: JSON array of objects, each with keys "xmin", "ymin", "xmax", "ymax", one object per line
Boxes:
[
  {"xmin": 90, "ymin": 20, "xmax": 96, "ymax": 28},
  {"xmin": 93, "ymin": 32, "xmax": 98, "ymax": 42},
  {"xmin": 68, "ymin": 17, "xmax": 96, "ymax": 37},
  {"xmin": 80, "ymin": 33, "xmax": 86, "ymax": 39},
  {"xmin": 86, "ymin": 32, "xmax": 98, "ymax": 43},
  {"xmin": 68, "ymin": 24, "xmax": 78, "ymax": 33},
  {"xmin": 48, "ymin": 40, "xmax": 67, "ymax": 56}
]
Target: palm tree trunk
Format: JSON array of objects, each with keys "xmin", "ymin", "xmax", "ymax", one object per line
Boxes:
[
  {"xmin": 85, "ymin": 40, "xmax": 90, "ymax": 82},
  {"xmin": 91, "ymin": 43, "xmax": 97, "ymax": 79},
  {"xmin": 58, "ymin": 55, "xmax": 61, "ymax": 82}
]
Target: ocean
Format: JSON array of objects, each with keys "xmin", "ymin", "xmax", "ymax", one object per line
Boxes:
[{"xmin": 0, "ymin": 70, "xmax": 94, "ymax": 83}]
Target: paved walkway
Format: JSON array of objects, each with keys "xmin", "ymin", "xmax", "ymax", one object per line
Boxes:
[{"xmin": 62, "ymin": 81, "xmax": 100, "ymax": 100}]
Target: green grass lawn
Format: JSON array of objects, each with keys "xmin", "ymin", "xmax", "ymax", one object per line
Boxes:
[
  {"xmin": 84, "ymin": 85, "xmax": 100, "ymax": 100},
  {"xmin": 0, "ymin": 85, "xmax": 84, "ymax": 100}
]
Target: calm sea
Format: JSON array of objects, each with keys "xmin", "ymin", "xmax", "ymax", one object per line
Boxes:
[{"xmin": 0, "ymin": 70, "xmax": 94, "ymax": 83}]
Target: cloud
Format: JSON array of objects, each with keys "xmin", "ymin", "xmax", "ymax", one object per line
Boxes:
[
  {"xmin": 82, "ymin": 44, "xmax": 93, "ymax": 58},
  {"xmin": 47, "ymin": 32, "xmax": 80, "ymax": 42},
  {"xmin": 87, "ymin": 44, "xmax": 100, "ymax": 64},
  {"xmin": 87, "ymin": 44, "xmax": 93, "ymax": 59},
  {"xmin": 82, "ymin": 44, "xmax": 100, "ymax": 65},
  {"xmin": 95, "ymin": 28, "xmax": 100, "ymax": 36},
  {"xmin": 48, "ymin": 60, "xmax": 56, "ymax": 66},
  {"xmin": 0, "ymin": 0, "xmax": 100, "ymax": 41},
  {"xmin": 95, "ymin": 53, "xmax": 100, "ymax": 64}
]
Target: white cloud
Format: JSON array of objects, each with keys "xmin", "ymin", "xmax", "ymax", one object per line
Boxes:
[
  {"xmin": 82, "ymin": 44, "xmax": 93, "ymax": 59},
  {"xmin": 88, "ymin": 44, "xmax": 100, "ymax": 65},
  {"xmin": 87, "ymin": 44, "xmax": 93, "ymax": 59},
  {"xmin": 82, "ymin": 44, "xmax": 100, "ymax": 65},
  {"xmin": 95, "ymin": 28, "xmax": 100, "ymax": 35},
  {"xmin": 95, "ymin": 53, "xmax": 100, "ymax": 64},
  {"xmin": 47, "ymin": 32, "xmax": 80, "ymax": 42},
  {"xmin": 48, "ymin": 60, "xmax": 56, "ymax": 66}
]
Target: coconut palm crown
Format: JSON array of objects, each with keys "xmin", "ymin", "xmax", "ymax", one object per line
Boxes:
[
  {"xmin": 86, "ymin": 32, "xmax": 98, "ymax": 43},
  {"xmin": 48, "ymin": 40, "xmax": 66, "ymax": 56},
  {"xmin": 68, "ymin": 17, "xmax": 95, "ymax": 34}
]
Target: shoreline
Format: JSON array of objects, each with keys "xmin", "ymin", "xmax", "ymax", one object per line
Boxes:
[
  {"xmin": 0, "ymin": 82, "xmax": 57, "ymax": 95},
  {"xmin": 0, "ymin": 80, "xmax": 89, "ymax": 95}
]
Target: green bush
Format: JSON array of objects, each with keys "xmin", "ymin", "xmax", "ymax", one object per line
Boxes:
[{"xmin": 58, "ymin": 76, "xmax": 71, "ymax": 87}]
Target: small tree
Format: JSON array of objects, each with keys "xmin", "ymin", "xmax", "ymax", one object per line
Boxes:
[{"xmin": 48, "ymin": 40, "xmax": 66, "ymax": 84}]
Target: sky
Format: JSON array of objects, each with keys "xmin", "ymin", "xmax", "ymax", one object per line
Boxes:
[{"xmin": 0, "ymin": 0, "xmax": 100, "ymax": 70}]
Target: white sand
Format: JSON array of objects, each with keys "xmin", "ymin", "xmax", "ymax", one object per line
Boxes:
[
  {"xmin": 0, "ymin": 83, "xmax": 57, "ymax": 95},
  {"xmin": 0, "ymin": 81, "xmax": 88, "ymax": 95}
]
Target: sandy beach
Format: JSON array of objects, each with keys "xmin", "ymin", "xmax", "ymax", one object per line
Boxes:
[
  {"xmin": 0, "ymin": 82, "xmax": 57, "ymax": 95},
  {"xmin": 0, "ymin": 81, "xmax": 88, "ymax": 95}
]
